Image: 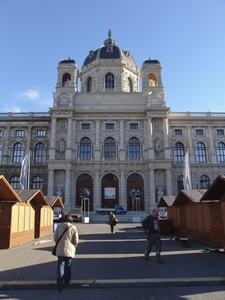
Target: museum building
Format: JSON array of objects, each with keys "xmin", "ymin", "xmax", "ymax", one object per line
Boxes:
[{"xmin": 1, "ymin": 31, "xmax": 225, "ymax": 213}]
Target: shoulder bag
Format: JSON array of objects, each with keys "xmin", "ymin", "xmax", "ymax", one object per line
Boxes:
[{"xmin": 52, "ymin": 227, "xmax": 69, "ymax": 256}]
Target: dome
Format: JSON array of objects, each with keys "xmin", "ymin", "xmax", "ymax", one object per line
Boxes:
[
  {"xmin": 59, "ymin": 58, "xmax": 76, "ymax": 64},
  {"xmin": 82, "ymin": 31, "xmax": 137, "ymax": 68},
  {"xmin": 143, "ymin": 58, "xmax": 160, "ymax": 64}
]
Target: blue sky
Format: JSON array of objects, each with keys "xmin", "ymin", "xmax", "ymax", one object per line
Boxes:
[{"xmin": 1, "ymin": 0, "xmax": 225, "ymax": 113}]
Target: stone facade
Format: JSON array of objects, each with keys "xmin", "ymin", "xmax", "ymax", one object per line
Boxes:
[{"xmin": 1, "ymin": 32, "xmax": 225, "ymax": 213}]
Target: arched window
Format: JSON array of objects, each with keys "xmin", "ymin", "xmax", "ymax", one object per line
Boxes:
[
  {"xmin": 34, "ymin": 142, "xmax": 46, "ymax": 164},
  {"xmin": 196, "ymin": 142, "xmax": 207, "ymax": 162},
  {"xmin": 104, "ymin": 137, "xmax": 116, "ymax": 159},
  {"xmin": 217, "ymin": 142, "xmax": 225, "ymax": 162},
  {"xmin": 80, "ymin": 137, "xmax": 91, "ymax": 159},
  {"xmin": 32, "ymin": 176, "xmax": 43, "ymax": 189},
  {"xmin": 177, "ymin": 175, "xmax": 184, "ymax": 192},
  {"xmin": 128, "ymin": 173, "xmax": 143, "ymax": 182},
  {"xmin": 62, "ymin": 72, "xmax": 71, "ymax": 87},
  {"xmin": 174, "ymin": 142, "xmax": 185, "ymax": 163},
  {"xmin": 87, "ymin": 76, "xmax": 92, "ymax": 92},
  {"xmin": 10, "ymin": 176, "xmax": 20, "ymax": 189},
  {"xmin": 105, "ymin": 72, "xmax": 114, "ymax": 89},
  {"xmin": 129, "ymin": 137, "xmax": 140, "ymax": 159},
  {"xmin": 148, "ymin": 73, "xmax": 157, "ymax": 87},
  {"xmin": 12, "ymin": 143, "xmax": 24, "ymax": 163},
  {"xmin": 127, "ymin": 78, "xmax": 132, "ymax": 92},
  {"xmin": 200, "ymin": 175, "xmax": 210, "ymax": 189},
  {"xmin": 77, "ymin": 174, "xmax": 92, "ymax": 182}
]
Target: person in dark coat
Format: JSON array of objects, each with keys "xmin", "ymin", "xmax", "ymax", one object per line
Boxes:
[
  {"xmin": 141, "ymin": 209, "xmax": 164, "ymax": 264},
  {"xmin": 108, "ymin": 211, "xmax": 117, "ymax": 234}
]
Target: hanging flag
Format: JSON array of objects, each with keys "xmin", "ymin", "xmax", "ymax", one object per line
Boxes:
[
  {"xmin": 20, "ymin": 152, "xmax": 30, "ymax": 190},
  {"xmin": 183, "ymin": 149, "xmax": 192, "ymax": 190}
]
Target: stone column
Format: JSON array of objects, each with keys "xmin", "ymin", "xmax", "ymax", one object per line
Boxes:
[
  {"xmin": 95, "ymin": 120, "xmax": 100, "ymax": 160},
  {"xmin": 64, "ymin": 170, "xmax": 71, "ymax": 212},
  {"xmin": 66, "ymin": 118, "xmax": 72, "ymax": 159},
  {"xmin": 48, "ymin": 169, "xmax": 54, "ymax": 196},
  {"xmin": 149, "ymin": 169, "xmax": 156, "ymax": 211},
  {"xmin": 2, "ymin": 126, "xmax": 10, "ymax": 164},
  {"xmin": 146, "ymin": 117, "xmax": 154, "ymax": 159},
  {"xmin": 163, "ymin": 118, "xmax": 169, "ymax": 147},
  {"xmin": 94, "ymin": 170, "xmax": 100, "ymax": 210},
  {"xmin": 166, "ymin": 169, "xmax": 172, "ymax": 196},
  {"xmin": 120, "ymin": 170, "xmax": 126, "ymax": 208},
  {"xmin": 27, "ymin": 126, "xmax": 32, "ymax": 153},
  {"xmin": 119, "ymin": 120, "xmax": 125, "ymax": 160},
  {"xmin": 163, "ymin": 118, "xmax": 170, "ymax": 159},
  {"xmin": 208, "ymin": 126, "xmax": 216, "ymax": 163},
  {"xmin": 49, "ymin": 118, "xmax": 57, "ymax": 159},
  {"xmin": 187, "ymin": 126, "xmax": 194, "ymax": 163}
]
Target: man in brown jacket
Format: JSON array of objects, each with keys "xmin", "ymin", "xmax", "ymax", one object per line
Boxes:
[{"xmin": 54, "ymin": 214, "xmax": 79, "ymax": 292}]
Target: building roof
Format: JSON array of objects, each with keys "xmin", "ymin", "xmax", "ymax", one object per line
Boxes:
[
  {"xmin": 16, "ymin": 189, "xmax": 48, "ymax": 206},
  {"xmin": 0, "ymin": 175, "xmax": 21, "ymax": 203},
  {"xmin": 82, "ymin": 30, "xmax": 137, "ymax": 68},
  {"xmin": 200, "ymin": 175, "xmax": 225, "ymax": 202},
  {"xmin": 45, "ymin": 196, "xmax": 64, "ymax": 208},
  {"xmin": 158, "ymin": 195, "xmax": 176, "ymax": 207},
  {"xmin": 172, "ymin": 189, "xmax": 207, "ymax": 206}
]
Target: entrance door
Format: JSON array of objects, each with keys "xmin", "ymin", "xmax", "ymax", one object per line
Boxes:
[
  {"xmin": 76, "ymin": 173, "xmax": 93, "ymax": 211},
  {"xmin": 101, "ymin": 173, "xmax": 118, "ymax": 208},
  {"xmin": 127, "ymin": 173, "xmax": 144, "ymax": 211}
]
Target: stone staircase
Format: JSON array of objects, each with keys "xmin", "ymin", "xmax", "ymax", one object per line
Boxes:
[{"xmin": 81, "ymin": 211, "xmax": 149, "ymax": 223}]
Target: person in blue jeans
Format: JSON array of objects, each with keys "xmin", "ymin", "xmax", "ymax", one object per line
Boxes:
[
  {"xmin": 54, "ymin": 214, "xmax": 79, "ymax": 292},
  {"xmin": 141, "ymin": 209, "xmax": 164, "ymax": 264}
]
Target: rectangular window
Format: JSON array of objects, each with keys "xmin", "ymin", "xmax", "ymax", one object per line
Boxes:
[
  {"xmin": 16, "ymin": 130, "xmax": 24, "ymax": 136},
  {"xmin": 0, "ymin": 130, "xmax": 2, "ymax": 137},
  {"xmin": 217, "ymin": 129, "xmax": 224, "ymax": 136},
  {"xmin": 174, "ymin": 129, "xmax": 182, "ymax": 136},
  {"xmin": 106, "ymin": 123, "xmax": 114, "ymax": 130},
  {"xmin": 130, "ymin": 123, "xmax": 138, "ymax": 130},
  {"xmin": 81, "ymin": 123, "xmax": 90, "ymax": 130},
  {"xmin": 37, "ymin": 129, "xmax": 46, "ymax": 136},
  {"xmin": 196, "ymin": 129, "xmax": 203, "ymax": 136}
]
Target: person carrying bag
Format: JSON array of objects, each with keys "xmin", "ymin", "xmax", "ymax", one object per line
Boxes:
[{"xmin": 53, "ymin": 214, "xmax": 79, "ymax": 292}]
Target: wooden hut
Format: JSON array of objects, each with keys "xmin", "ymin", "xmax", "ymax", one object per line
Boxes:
[
  {"xmin": 170, "ymin": 190, "xmax": 206, "ymax": 238},
  {"xmin": 45, "ymin": 195, "xmax": 64, "ymax": 212},
  {"xmin": 200, "ymin": 175, "xmax": 225, "ymax": 249},
  {"xmin": 17, "ymin": 189, "xmax": 53, "ymax": 239},
  {"xmin": 157, "ymin": 196, "xmax": 175, "ymax": 235},
  {"xmin": 0, "ymin": 175, "xmax": 35, "ymax": 249}
]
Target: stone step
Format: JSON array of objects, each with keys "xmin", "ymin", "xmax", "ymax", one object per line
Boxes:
[{"xmin": 80, "ymin": 211, "xmax": 149, "ymax": 223}]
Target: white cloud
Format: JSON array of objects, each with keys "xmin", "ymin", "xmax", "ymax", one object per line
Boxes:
[
  {"xmin": 5, "ymin": 106, "xmax": 21, "ymax": 113},
  {"xmin": 17, "ymin": 89, "xmax": 40, "ymax": 101},
  {"xmin": 8, "ymin": 87, "xmax": 53, "ymax": 112}
]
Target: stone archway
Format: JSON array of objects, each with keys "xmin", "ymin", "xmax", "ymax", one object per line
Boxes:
[
  {"xmin": 76, "ymin": 173, "xmax": 93, "ymax": 211},
  {"xmin": 127, "ymin": 173, "xmax": 144, "ymax": 211},
  {"xmin": 101, "ymin": 173, "xmax": 119, "ymax": 208}
]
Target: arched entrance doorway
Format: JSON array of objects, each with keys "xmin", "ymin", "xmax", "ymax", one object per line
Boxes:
[
  {"xmin": 101, "ymin": 173, "xmax": 119, "ymax": 208},
  {"xmin": 127, "ymin": 173, "xmax": 144, "ymax": 211},
  {"xmin": 76, "ymin": 173, "xmax": 93, "ymax": 211}
]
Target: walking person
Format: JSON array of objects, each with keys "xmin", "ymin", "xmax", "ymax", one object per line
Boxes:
[
  {"xmin": 108, "ymin": 211, "xmax": 118, "ymax": 234},
  {"xmin": 54, "ymin": 214, "xmax": 79, "ymax": 292},
  {"xmin": 141, "ymin": 209, "xmax": 164, "ymax": 264}
]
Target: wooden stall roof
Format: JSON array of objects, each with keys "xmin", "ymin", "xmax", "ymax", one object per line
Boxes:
[
  {"xmin": 45, "ymin": 196, "xmax": 64, "ymax": 208},
  {"xmin": 0, "ymin": 175, "xmax": 22, "ymax": 203},
  {"xmin": 172, "ymin": 189, "xmax": 206, "ymax": 206},
  {"xmin": 158, "ymin": 196, "xmax": 176, "ymax": 207},
  {"xmin": 200, "ymin": 175, "xmax": 225, "ymax": 202},
  {"xmin": 16, "ymin": 189, "xmax": 48, "ymax": 206}
]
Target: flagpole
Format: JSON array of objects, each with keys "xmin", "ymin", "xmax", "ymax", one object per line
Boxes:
[
  {"xmin": 183, "ymin": 149, "xmax": 192, "ymax": 190},
  {"xmin": 27, "ymin": 150, "xmax": 30, "ymax": 190}
]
